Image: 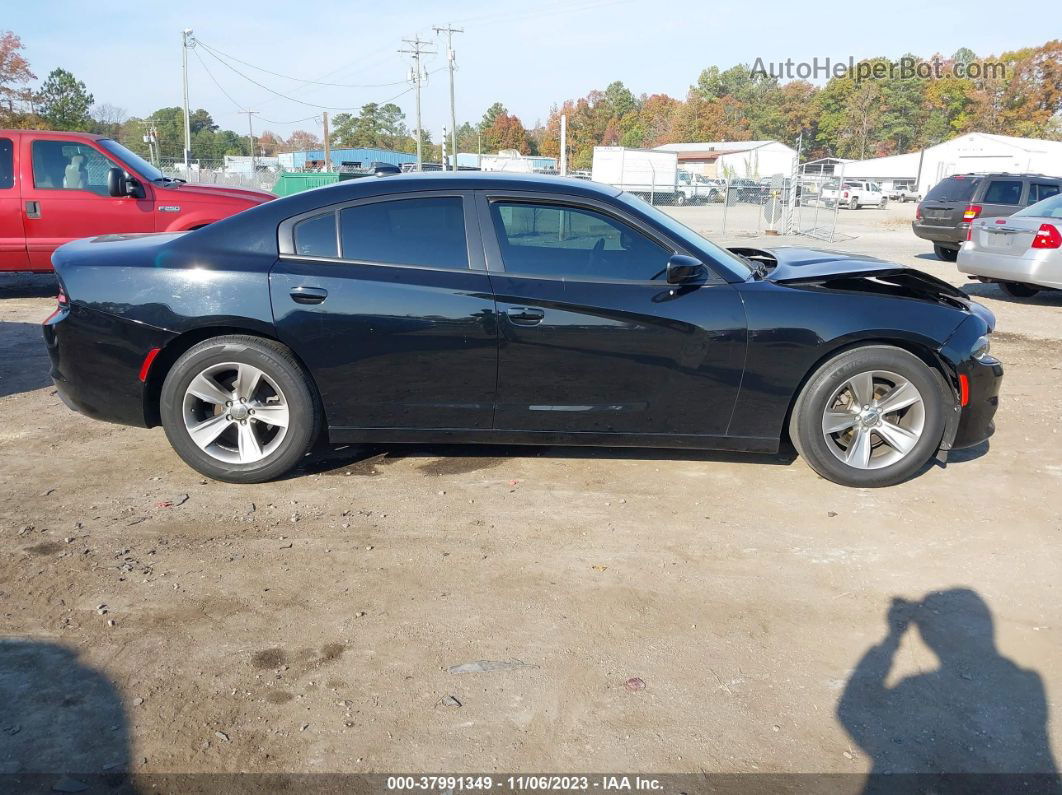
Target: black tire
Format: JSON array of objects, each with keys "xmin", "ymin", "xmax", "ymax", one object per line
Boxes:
[
  {"xmin": 789, "ymin": 346, "xmax": 947, "ymax": 488},
  {"xmin": 934, "ymin": 244, "xmax": 959, "ymax": 262},
  {"xmin": 160, "ymin": 335, "xmax": 322, "ymax": 483},
  {"xmin": 675, "ymin": 193, "xmax": 687, "ymax": 206},
  {"xmin": 880, "ymin": 197, "xmax": 888, "ymax": 209},
  {"xmin": 849, "ymin": 198, "xmax": 859, "ymax": 210},
  {"xmin": 999, "ymin": 281, "xmax": 1040, "ymax": 298}
]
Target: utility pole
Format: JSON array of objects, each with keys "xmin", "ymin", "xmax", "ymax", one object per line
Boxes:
[
  {"xmin": 322, "ymin": 112, "xmax": 331, "ymax": 172},
  {"xmin": 399, "ymin": 36, "xmax": 435, "ymax": 171},
  {"xmin": 433, "ymin": 24, "xmax": 463, "ymax": 171},
  {"xmin": 241, "ymin": 110, "xmax": 257, "ymax": 172},
  {"xmin": 442, "ymin": 126, "xmax": 448, "ymax": 171},
  {"xmin": 181, "ymin": 29, "xmax": 194, "ymax": 170},
  {"xmin": 559, "ymin": 114, "xmax": 567, "ymax": 176}
]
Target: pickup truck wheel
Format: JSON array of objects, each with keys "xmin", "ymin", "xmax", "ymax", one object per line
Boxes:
[
  {"xmin": 160, "ymin": 335, "xmax": 322, "ymax": 483},
  {"xmin": 848, "ymin": 197, "xmax": 859, "ymax": 210},
  {"xmin": 933, "ymin": 244, "xmax": 959, "ymax": 262},
  {"xmin": 789, "ymin": 346, "xmax": 946, "ymax": 488},
  {"xmin": 674, "ymin": 193, "xmax": 687, "ymax": 206},
  {"xmin": 999, "ymin": 281, "xmax": 1040, "ymax": 298},
  {"xmin": 880, "ymin": 197, "xmax": 888, "ymax": 209}
]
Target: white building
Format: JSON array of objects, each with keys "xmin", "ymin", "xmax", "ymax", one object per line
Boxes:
[
  {"xmin": 842, "ymin": 133, "xmax": 1062, "ymax": 197},
  {"xmin": 653, "ymin": 140, "xmax": 798, "ymax": 179}
]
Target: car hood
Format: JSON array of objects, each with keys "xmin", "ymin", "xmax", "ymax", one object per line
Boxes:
[
  {"xmin": 729, "ymin": 245, "xmax": 995, "ymax": 331},
  {"xmin": 156, "ymin": 182, "xmax": 275, "ymax": 204}
]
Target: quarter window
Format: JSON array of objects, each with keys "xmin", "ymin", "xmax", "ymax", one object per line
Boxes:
[
  {"xmin": 31, "ymin": 140, "xmax": 118, "ymax": 195},
  {"xmin": 338, "ymin": 197, "xmax": 468, "ymax": 269},
  {"xmin": 489, "ymin": 201, "xmax": 670, "ymax": 281},
  {"xmin": 981, "ymin": 180, "xmax": 1023, "ymax": 205},
  {"xmin": 1030, "ymin": 183, "xmax": 1060, "ymax": 204},
  {"xmin": 293, "ymin": 212, "xmax": 338, "ymax": 258},
  {"xmin": 0, "ymin": 138, "xmax": 13, "ymax": 190}
]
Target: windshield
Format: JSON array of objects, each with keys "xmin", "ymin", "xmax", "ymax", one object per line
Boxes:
[
  {"xmin": 616, "ymin": 192, "xmax": 754, "ymax": 278},
  {"xmin": 97, "ymin": 139, "xmax": 166, "ymax": 182},
  {"xmin": 1015, "ymin": 194, "xmax": 1062, "ymax": 219}
]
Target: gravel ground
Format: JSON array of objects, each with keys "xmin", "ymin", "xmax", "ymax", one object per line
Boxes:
[{"xmin": 1, "ymin": 203, "xmax": 1059, "ymax": 781}]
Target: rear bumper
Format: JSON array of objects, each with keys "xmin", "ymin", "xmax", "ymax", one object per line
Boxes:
[
  {"xmin": 912, "ymin": 221, "xmax": 964, "ymax": 246},
  {"xmin": 43, "ymin": 303, "xmax": 174, "ymax": 428},
  {"xmin": 957, "ymin": 247, "xmax": 1062, "ymax": 289}
]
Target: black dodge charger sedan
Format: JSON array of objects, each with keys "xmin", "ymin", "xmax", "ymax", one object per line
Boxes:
[{"xmin": 43, "ymin": 172, "xmax": 1001, "ymax": 487}]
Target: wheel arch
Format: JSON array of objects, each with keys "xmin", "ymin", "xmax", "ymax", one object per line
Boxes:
[
  {"xmin": 778, "ymin": 336, "xmax": 956, "ymax": 448},
  {"xmin": 143, "ymin": 325, "xmax": 321, "ymax": 428}
]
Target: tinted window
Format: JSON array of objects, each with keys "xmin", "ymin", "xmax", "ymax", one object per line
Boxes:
[
  {"xmin": 339, "ymin": 197, "xmax": 467, "ymax": 268},
  {"xmin": 0, "ymin": 138, "xmax": 13, "ymax": 189},
  {"xmin": 1016, "ymin": 193, "xmax": 1062, "ymax": 219},
  {"xmin": 982, "ymin": 180, "xmax": 1023, "ymax": 205},
  {"xmin": 1029, "ymin": 183, "xmax": 1060, "ymax": 204},
  {"xmin": 294, "ymin": 212, "xmax": 338, "ymax": 258},
  {"xmin": 924, "ymin": 176, "xmax": 981, "ymax": 203},
  {"xmin": 32, "ymin": 140, "xmax": 117, "ymax": 194},
  {"xmin": 490, "ymin": 201, "xmax": 670, "ymax": 281}
]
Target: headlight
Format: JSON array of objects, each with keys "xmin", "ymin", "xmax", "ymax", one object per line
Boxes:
[{"xmin": 971, "ymin": 335, "xmax": 990, "ymax": 360}]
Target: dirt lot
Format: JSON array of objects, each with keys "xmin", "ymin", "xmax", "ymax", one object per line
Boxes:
[{"xmin": 1, "ymin": 202, "xmax": 1060, "ymax": 782}]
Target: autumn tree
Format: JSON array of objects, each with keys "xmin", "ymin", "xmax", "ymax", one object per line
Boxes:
[
  {"xmin": 0, "ymin": 30, "xmax": 35, "ymax": 125},
  {"xmin": 37, "ymin": 68, "xmax": 94, "ymax": 131}
]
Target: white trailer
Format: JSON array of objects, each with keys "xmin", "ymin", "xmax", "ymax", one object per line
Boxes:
[{"xmin": 591, "ymin": 146, "xmax": 677, "ymax": 199}]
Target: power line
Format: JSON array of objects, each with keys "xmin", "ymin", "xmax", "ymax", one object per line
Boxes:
[
  {"xmin": 399, "ymin": 35, "xmax": 436, "ymax": 170},
  {"xmin": 195, "ymin": 39, "xmax": 409, "ymax": 89}
]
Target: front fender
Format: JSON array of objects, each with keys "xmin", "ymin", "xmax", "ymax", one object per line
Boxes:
[{"xmin": 159, "ymin": 212, "xmax": 218, "ymax": 232}]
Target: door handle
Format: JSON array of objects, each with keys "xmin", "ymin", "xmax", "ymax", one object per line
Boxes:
[
  {"xmin": 24, "ymin": 200, "xmax": 41, "ymax": 219},
  {"xmin": 290, "ymin": 286, "xmax": 328, "ymax": 305},
  {"xmin": 505, "ymin": 306, "xmax": 544, "ymax": 326}
]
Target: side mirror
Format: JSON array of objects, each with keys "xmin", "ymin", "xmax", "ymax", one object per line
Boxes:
[
  {"xmin": 666, "ymin": 254, "xmax": 706, "ymax": 285},
  {"xmin": 107, "ymin": 167, "xmax": 139, "ymax": 198}
]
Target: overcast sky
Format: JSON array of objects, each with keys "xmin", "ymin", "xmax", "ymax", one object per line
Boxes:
[{"xmin": 7, "ymin": 0, "xmax": 1050, "ymax": 139}]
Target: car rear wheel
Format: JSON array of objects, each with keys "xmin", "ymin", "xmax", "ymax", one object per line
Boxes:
[
  {"xmin": 160, "ymin": 335, "xmax": 321, "ymax": 483},
  {"xmin": 934, "ymin": 244, "xmax": 958, "ymax": 262},
  {"xmin": 880, "ymin": 197, "xmax": 888, "ymax": 209},
  {"xmin": 789, "ymin": 346, "xmax": 947, "ymax": 487},
  {"xmin": 848, "ymin": 198, "xmax": 859, "ymax": 210},
  {"xmin": 999, "ymin": 281, "xmax": 1040, "ymax": 298}
]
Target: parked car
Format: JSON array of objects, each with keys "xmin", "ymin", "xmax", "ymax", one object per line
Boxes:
[
  {"xmin": 958, "ymin": 192, "xmax": 1062, "ymax": 298},
  {"xmin": 0, "ymin": 130, "xmax": 274, "ymax": 272},
  {"xmin": 45, "ymin": 172, "xmax": 1001, "ymax": 488},
  {"xmin": 676, "ymin": 171, "xmax": 721, "ymax": 205},
  {"xmin": 885, "ymin": 185, "xmax": 920, "ymax": 203},
  {"xmin": 913, "ymin": 173, "xmax": 1062, "ymax": 262},
  {"xmin": 822, "ymin": 180, "xmax": 887, "ymax": 209}
]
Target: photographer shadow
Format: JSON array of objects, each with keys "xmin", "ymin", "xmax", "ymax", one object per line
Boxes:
[{"xmin": 838, "ymin": 589, "xmax": 1060, "ymax": 793}]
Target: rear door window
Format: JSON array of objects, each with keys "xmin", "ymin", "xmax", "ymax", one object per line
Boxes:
[
  {"xmin": 924, "ymin": 177, "xmax": 981, "ymax": 203},
  {"xmin": 0, "ymin": 138, "xmax": 13, "ymax": 189},
  {"xmin": 293, "ymin": 212, "xmax": 338, "ymax": 258},
  {"xmin": 339, "ymin": 196, "xmax": 468, "ymax": 269},
  {"xmin": 981, "ymin": 180, "xmax": 1023, "ymax": 205}
]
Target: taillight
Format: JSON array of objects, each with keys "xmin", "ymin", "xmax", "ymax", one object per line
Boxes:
[
  {"xmin": 962, "ymin": 205, "xmax": 981, "ymax": 221},
  {"xmin": 57, "ymin": 289, "xmax": 68, "ymax": 306},
  {"xmin": 1031, "ymin": 223, "xmax": 1062, "ymax": 249},
  {"xmin": 966, "ymin": 222, "xmax": 974, "ymax": 242},
  {"xmin": 843, "ymin": 191, "xmax": 849, "ymax": 199},
  {"xmin": 43, "ymin": 290, "xmax": 69, "ymax": 325},
  {"xmin": 915, "ymin": 203, "xmax": 923, "ymax": 221}
]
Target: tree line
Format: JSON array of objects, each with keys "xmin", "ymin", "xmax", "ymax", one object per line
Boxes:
[{"xmin": 3, "ymin": 29, "xmax": 1059, "ymax": 170}]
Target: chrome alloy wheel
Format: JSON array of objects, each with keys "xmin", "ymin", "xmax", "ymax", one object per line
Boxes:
[
  {"xmin": 820, "ymin": 369, "xmax": 925, "ymax": 470},
  {"xmin": 182, "ymin": 362, "xmax": 290, "ymax": 464}
]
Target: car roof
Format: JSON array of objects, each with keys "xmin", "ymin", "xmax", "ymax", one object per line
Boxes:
[
  {"xmin": 0, "ymin": 129, "xmax": 107, "ymax": 141},
  {"xmin": 943, "ymin": 172, "xmax": 1059, "ymax": 180},
  {"xmin": 328, "ymin": 170, "xmax": 624, "ymax": 198}
]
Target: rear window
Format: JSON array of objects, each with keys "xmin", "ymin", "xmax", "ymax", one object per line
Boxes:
[
  {"xmin": 1029, "ymin": 183, "xmax": 1060, "ymax": 204},
  {"xmin": 982, "ymin": 180, "xmax": 1023, "ymax": 205},
  {"xmin": 1016, "ymin": 194, "xmax": 1062, "ymax": 219},
  {"xmin": 924, "ymin": 176, "xmax": 981, "ymax": 203}
]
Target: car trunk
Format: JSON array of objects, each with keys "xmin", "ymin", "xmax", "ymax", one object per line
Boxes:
[
  {"xmin": 920, "ymin": 177, "xmax": 982, "ymax": 228},
  {"xmin": 971, "ymin": 216, "xmax": 1043, "ymax": 258}
]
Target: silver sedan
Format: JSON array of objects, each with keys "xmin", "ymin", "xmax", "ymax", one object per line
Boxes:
[{"xmin": 958, "ymin": 193, "xmax": 1062, "ymax": 298}]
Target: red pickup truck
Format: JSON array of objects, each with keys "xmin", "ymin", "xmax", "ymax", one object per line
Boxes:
[{"xmin": 1, "ymin": 129, "xmax": 274, "ymax": 272}]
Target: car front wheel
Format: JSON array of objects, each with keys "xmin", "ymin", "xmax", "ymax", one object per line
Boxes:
[
  {"xmin": 160, "ymin": 335, "xmax": 321, "ymax": 483},
  {"xmin": 789, "ymin": 346, "xmax": 947, "ymax": 487}
]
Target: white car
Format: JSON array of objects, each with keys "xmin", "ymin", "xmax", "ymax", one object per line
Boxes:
[
  {"xmin": 958, "ymin": 192, "xmax": 1062, "ymax": 297},
  {"xmin": 885, "ymin": 186, "xmax": 920, "ymax": 203},
  {"xmin": 822, "ymin": 180, "xmax": 887, "ymax": 209}
]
